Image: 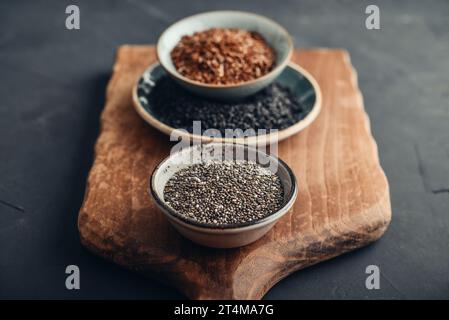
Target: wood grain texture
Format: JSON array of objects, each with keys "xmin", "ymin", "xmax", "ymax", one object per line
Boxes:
[{"xmin": 78, "ymin": 46, "xmax": 391, "ymax": 300}]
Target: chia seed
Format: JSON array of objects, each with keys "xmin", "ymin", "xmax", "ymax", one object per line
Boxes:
[
  {"xmin": 147, "ymin": 76, "xmax": 311, "ymax": 136},
  {"xmin": 163, "ymin": 161, "xmax": 284, "ymax": 226}
]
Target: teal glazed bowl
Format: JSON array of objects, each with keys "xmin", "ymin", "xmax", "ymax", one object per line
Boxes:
[
  {"xmin": 133, "ymin": 62, "xmax": 321, "ymax": 146},
  {"xmin": 157, "ymin": 11, "xmax": 294, "ymax": 100}
]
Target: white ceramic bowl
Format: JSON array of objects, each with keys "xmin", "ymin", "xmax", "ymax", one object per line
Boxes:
[
  {"xmin": 156, "ymin": 11, "xmax": 293, "ymax": 100},
  {"xmin": 150, "ymin": 143, "xmax": 298, "ymax": 248}
]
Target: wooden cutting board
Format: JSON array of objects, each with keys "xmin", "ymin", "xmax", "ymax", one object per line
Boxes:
[{"xmin": 78, "ymin": 46, "xmax": 391, "ymax": 299}]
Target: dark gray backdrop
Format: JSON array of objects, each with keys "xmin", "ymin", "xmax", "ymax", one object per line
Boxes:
[{"xmin": 0, "ymin": 0, "xmax": 448, "ymax": 299}]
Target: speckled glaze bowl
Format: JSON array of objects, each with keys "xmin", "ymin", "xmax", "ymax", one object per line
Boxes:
[
  {"xmin": 156, "ymin": 11, "xmax": 293, "ymax": 100},
  {"xmin": 150, "ymin": 143, "xmax": 298, "ymax": 248}
]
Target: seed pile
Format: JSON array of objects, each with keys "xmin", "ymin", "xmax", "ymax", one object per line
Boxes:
[
  {"xmin": 171, "ymin": 28, "xmax": 276, "ymax": 84},
  {"xmin": 163, "ymin": 161, "xmax": 284, "ymax": 226},
  {"xmin": 148, "ymin": 76, "xmax": 310, "ymax": 135}
]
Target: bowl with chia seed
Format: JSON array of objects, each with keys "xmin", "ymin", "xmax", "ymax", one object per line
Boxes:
[
  {"xmin": 133, "ymin": 61, "xmax": 321, "ymax": 146},
  {"xmin": 150, "ymin": 143, "xmax": 298, "ymax": 248},
  {"xmin": 156, "ymin": 11, "xmax": 293, "ymax": 100}
]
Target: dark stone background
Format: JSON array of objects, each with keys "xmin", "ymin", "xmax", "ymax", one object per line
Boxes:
[{"xmin": 0, "ymin": 0, "xmax": 448, "ymax": 299}]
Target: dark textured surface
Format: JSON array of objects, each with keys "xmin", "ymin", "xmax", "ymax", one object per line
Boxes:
[{"xmin": 0, "ymin": 0, "xmax": 448, "ymax": 299}]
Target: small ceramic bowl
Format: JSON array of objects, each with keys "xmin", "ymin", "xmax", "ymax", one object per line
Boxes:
[
  {"xmin": 150, "ymin": 143, "xmax": 298, "ymax": 248},
  {"xmin": 157, "ymin": 11, "xmax": 293, "ymax": 100},
  {"xmin": 133, "ymin": 62, "xmax": 321, "ymax": 146}
]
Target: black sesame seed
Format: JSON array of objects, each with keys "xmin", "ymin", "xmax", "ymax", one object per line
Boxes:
[{"xmin": 147, "ymin": 76, "xmax": 311, "ymax": 135}]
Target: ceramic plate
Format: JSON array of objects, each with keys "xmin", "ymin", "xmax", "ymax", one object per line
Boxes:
[{"xmin": 132, "ymin": 62, "xmax": 321, "ymax": 146}]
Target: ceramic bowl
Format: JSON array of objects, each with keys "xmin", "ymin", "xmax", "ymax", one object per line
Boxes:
[
  {"xmin": 156, "ymin": 11, "xmax": 293, "ymax": 100},
  {"xmin": 133, "ymin": 62, "xmax": 321, "ymax": 146},
  {"xmin": 150, "ymin": 143, "xmax": 298, "ymax": 248}
]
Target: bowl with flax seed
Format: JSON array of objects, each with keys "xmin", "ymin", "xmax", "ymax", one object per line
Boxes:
[{"xmin": 157, "ymin": 11, "xmax": 293, "ymax": 100}]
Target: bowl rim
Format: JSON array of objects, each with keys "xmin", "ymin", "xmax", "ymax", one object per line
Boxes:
[
  {"xmin": 156, "ymin": 10, "xmax": 294, "ymax": 89},
  {"xmin": 149, "ymin": 143, "xmax": 298, "ymax": 231},
  {"xmin": 132, "ymin": 61, "xmax": 322, "ymax": 146}
]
